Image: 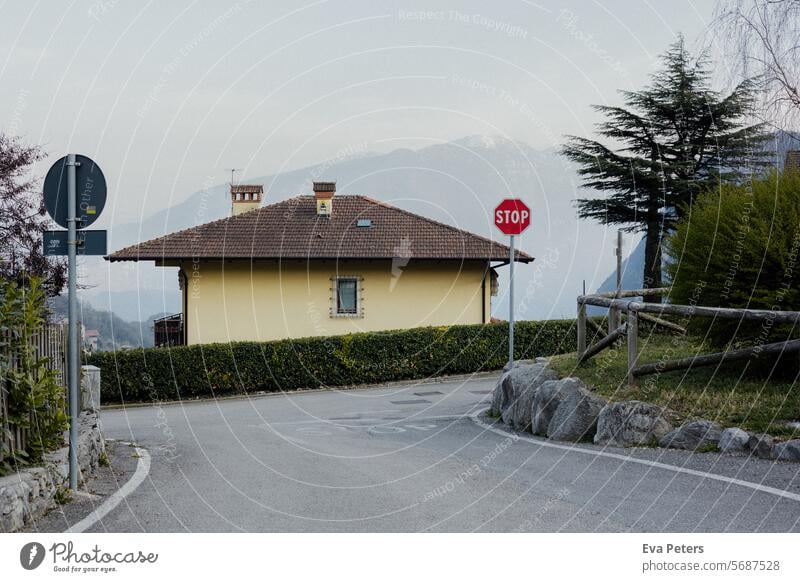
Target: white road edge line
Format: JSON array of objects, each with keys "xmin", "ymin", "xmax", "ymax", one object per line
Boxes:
[
  {"xmin": 65, "ymin": 446, "xmax": 151, "ymax": 533},
  {"xmin": 469, "ymin": 412, "xmax": 800, "ymax": 503}
]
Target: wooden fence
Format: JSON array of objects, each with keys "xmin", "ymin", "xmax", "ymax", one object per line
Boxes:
[
  {"xmin": 577, "ymin": 289, "xmax": 800, "ymax": 387},
  {"xmin": 0, "ymin": 324, "xmax": 67, "ymax": 465}
]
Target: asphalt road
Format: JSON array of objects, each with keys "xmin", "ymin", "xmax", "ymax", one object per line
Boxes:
[{"xmin": 28, "ymin": 373, "xmax": 800, "ymax": 532}]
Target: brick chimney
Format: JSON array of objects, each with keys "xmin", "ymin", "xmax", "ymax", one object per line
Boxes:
[
  {"xmin": 313, "ymin": 181, "xmax": 335, "ymax": 217},
  {"xmin": 230, "ymin": 184, "xmax": 263, "ymax": 216}
]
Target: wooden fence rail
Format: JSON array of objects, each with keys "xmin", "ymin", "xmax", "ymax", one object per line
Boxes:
[
  {"xmin": 0, "ymin": 324, "xmax": 67, "ymax": 465},
  {"xmin": 577, "ymin": 289, "xmax": 800, "ymax": 387}
]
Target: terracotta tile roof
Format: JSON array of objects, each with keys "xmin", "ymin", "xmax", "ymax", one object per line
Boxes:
[
  {"xmin": 107, "ymin": 195, "xmax": 533, "ymax": 263},
  {"xmin": 230, "ymin": 184, "xmax": 263, "ymax": 194}
]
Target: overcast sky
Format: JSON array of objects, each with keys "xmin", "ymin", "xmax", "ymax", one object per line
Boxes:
[{"xmin": 0, "ymin": 0, "xmax": 723, "ymax": 225}]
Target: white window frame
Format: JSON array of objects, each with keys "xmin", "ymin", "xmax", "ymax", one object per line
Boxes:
[{"xmin": 331, "ymin": 276, "xmax": 363, "ymax": 318}]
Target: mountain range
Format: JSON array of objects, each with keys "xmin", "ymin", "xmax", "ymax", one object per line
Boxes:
[{"xmin": 83, "ymin": 130, "xmax": 800, "ymax": 333}]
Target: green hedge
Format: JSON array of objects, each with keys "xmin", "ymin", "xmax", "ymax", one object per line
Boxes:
[{"xmin": 88, "ymin": 320, "xmax": 576, "ymax": 403}]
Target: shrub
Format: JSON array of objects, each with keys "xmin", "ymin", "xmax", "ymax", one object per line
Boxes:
[
  {"xmin": 88, "ymin": 320, "xmax": 576, "ymax": 403},
  {"xmin": 666, "ymin": 170, "xmax": 800, "ymax": 352},
  {"xmin": 0, "ymin": 277, "xmax": 68, "ymax": 473}
]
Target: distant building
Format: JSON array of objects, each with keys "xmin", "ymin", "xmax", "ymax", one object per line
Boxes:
[
  {"xmin": 785, "ymin": 150, "xmax": 800, "ymax": 173},
  {"xmin": 84, "ymin": 329, "xmax": 100, "ymax": 352},
  {"xmin": 108, "ymin": 182, "xmax": 531, "ymax": 346}
]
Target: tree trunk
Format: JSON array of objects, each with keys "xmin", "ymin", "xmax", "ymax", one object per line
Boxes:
[{"xmin": 642, "ymin": 221, "xmax": 663, "ymax": 303}]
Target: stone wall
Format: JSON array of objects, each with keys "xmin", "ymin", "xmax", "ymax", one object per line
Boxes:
[
  {"xmin": 0, "ymin": 366, "xmax": 105, "ymax": 532},
  {"xmin": 0, "ymin": 411, "xmax": 104, "ymax": 532}
]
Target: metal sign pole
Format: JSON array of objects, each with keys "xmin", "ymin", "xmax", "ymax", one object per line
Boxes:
[
  {"xmin": 509, "ymin": 234, "xmax": 515, "ymax": 368},
  {"xmin": 67, "ymin": 154, "xmax": 79, "ymax": 491}
]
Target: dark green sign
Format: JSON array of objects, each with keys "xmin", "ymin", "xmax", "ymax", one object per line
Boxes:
[
  {"xmin": 43, "ymin": 230, "xmax": 107, "ymax": 256},
  {"xmin": 43, "ymin": 154, "xmax": 107, "ymax": 229}
]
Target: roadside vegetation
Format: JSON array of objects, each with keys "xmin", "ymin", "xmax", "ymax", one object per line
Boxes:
[
  {"xmin": 554, "ymin": 169, "xmax": 800, "ymax": 441},
  {"xmin": 550, "ymin": 333, "xmax": 799, "ymax": 438},
  {"xmin": 89, "ymin": 320, "xmax": 577, "ymax": 403},
  {"xmin": 0, "ymin": 277, "xmax": 69, "ymax": 474},
  {"xmin": 667, "ymin": 169, "xmax": 800, "ymax": 349}
]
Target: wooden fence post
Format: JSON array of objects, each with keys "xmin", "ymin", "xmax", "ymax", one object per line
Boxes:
[
  {"xmin": 577, "ymin": 299, "xmax": 586, "ymax": 359},
  {"xmin": 627, "ymin": 309, "xmax": 639, "ymax": 388}
]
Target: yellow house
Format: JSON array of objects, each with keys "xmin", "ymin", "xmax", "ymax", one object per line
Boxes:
[{"xmin": 108, "ymin": 182, "xmax": 533, "ymax": 345}]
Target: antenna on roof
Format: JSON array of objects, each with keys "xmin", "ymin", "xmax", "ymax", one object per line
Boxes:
[{"xmin": 224, "ymin": 168, "xmax": 241, "ymax": 186}]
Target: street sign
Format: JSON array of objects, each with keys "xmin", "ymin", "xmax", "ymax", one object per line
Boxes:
[
  {"xmin": 43, "ymin": 154, "xmax": 107, "ymax": 230},
  {"xmin": 43, "ymin": 230, "xmax": 107, "ymax": 256},
  {"xmin": 494, "ymin": 198, "xmax": 531, "ymax": 235},
  {"xmin": 494, "ymin": 198, "xmax": 531, "ymax": 369},
  {"xmin": 42, "ymin": 154, "xmax": 107, "ymax": 492}
]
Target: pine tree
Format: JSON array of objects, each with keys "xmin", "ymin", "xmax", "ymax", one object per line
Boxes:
[{"xmin": 561, "ymin": 36, "xmax": 768, "ymax": 300}]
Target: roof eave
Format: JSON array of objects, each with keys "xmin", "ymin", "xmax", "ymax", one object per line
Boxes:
[{"xmin": 107, "ymin": 254, "xmax": 535, "ymax": 263}]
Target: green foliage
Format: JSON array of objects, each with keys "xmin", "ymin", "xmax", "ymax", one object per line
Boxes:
[
  {"xmin": 0, "ymin": 277, "xmax": 68, "ymax": 474},
  {"xmin": 562, "ymin": 36, "xmax": 768, "ymax": 292},
  {"xmin": 54, "ymin": 486, "xmax": 72, "ymax": 505},
  {"xmin": 550, "ymin": 335, "xmax": 799, "ymax": 437},
  {"xmin": 88, "ymin": 320, "xmax": 577, "ymax": 403},
  {"xmin": 666, "ymin": 170, "xmax": 800, "ymax": 352}
]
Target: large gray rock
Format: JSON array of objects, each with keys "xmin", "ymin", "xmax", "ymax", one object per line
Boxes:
[
  {"xmin": 530, "ymin": 378, "xmax": 583, "ymax": 436},
  {"xmin": 719, "ymin": 427, "xmax": 750, "ymax": 454},
  {"xmin": 747, "ymin": 433, "xmax": 775, "ymax": 459},
  {"xmin": 490, "ymin": 372, "xmax": 511, "ymax": 417},
  {"xmin": 774, "ymin": 439, "xmax": 800, "ymax": 462},
  {"xmin": 511, "ymin": 367, "xmax": 560, "ymax": 432},
  {"xmin": 547, "ymin": 381, "xmax": 607, "ymax": 442},
  {"xmin": 497, "ymin": 364, "xmax": 559, "ymax": 431},
  {"xmin": 594, "ymin": 401, "xmax": 673, "ymax": 447},
  {"xmin": 659, "ymin": 420, "xmax": 722, "ymax": 451},
  {"xmin": 490, "ymin": 360, "xmax": 536, "ymax": 416}
]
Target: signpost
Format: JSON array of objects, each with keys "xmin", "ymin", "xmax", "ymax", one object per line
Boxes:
[
  {"xmin": 43, "ymin": 154, "xmax": 107, "ymax": 492},
  {"xmin": 494, "ymin": 199, "xmax": 531, "ymax": 369}
]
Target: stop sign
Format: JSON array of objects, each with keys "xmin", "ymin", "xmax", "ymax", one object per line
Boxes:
[{"xmin": 494, "ymin": 199, "xmax": 530, "ymax": 235}]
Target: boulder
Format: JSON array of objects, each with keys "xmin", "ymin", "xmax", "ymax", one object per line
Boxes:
[
  {"xmin": 659, "ymin": 420, "xmax": 722, "ymax": 451},
  {"xmin": 719, "ymin": 427, "xmax": 750, "ymax": 454},
  {"xmin": 511, "ymin": 367, "xmax": 560, "ymax": 432},
  {"xmin": 490, "ymin": 360, "xmax": 537, "ymax": 416},
  {"xmin": 530, "ymin": 378, "xmax": 583, "ymax": 436},
  {"xmin": 490, "ymin": 372, "xmax": 511, "ymax": 417},
  {"xmin": 747, "ymin": 433, "xmax": 775, "ymax": 459},
  {"xmin": 774, "ymin": 439, "xmax": 800, "ymax": 462},
  {"xmin": 496, "ymin": 364, "xmax": 559, "ymax": 431},
  {"xmin": 594, "ymin": 401, "xmax": 673, "ymax": 447},
  {"xmin": 547, "ymin": 380, "xmax": 607, "ymax": 442}
]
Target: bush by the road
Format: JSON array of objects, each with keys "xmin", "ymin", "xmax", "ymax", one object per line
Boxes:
[
  {"xmin": 666, "ymin": 170, "xmax": 800, "ymax": 350},
  {"xmin": 88, "ymin": 320, "xmax": 576, "ymax": 403}
]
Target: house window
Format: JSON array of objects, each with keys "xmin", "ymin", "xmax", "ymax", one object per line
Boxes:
[{"xmin": 333, "ymin": 277, "xmax": 361, "ymax": 317}]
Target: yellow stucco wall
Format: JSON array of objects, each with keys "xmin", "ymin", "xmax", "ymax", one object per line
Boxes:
[{"xmin": 179, "ymin": 259, "xmax": 491, "ymax": 344}]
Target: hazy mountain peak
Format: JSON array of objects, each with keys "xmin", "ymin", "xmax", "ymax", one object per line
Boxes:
[{"xmin": 453, "ymin": 134, "xmax": 526, "ymax": 151}]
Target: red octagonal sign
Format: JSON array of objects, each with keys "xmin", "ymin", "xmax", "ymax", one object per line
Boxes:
[{"xmin": 494, "ymin": 199, "xmax": 531, "ymax": 235}]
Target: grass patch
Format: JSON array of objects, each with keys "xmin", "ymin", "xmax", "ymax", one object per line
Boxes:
[
  {"xmin": 54, "ymin": 487, "xmax": 72, "ymax": 505},
  {"xmin": 549, "ymin": 334, "xmax": 799, "ymax": 438}
]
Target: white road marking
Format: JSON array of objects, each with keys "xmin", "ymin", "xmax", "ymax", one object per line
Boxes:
[
  {"xmin": 470, "ymin": 412, "xmax": 800, "ymax": 503},
  {"xmin": 65, "ymin": 446, "xmax": 151, "ymax": 533}
]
